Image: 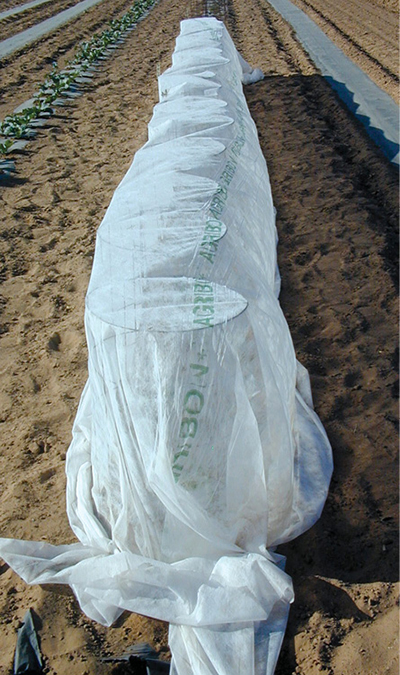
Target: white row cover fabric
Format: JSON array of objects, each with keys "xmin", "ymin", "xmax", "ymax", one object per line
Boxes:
[{"xmin": 0, "ymin": 18, "xmax": 332, "ymax": 674}]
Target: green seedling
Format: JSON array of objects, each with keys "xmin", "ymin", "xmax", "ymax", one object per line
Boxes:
[
  {"xmin": 0, "ymin": 139, "xmax": 13, "ymax": 155},
  {"xmin": 0, "ymin": 0, "xmax": 157, "ymax": 143}
]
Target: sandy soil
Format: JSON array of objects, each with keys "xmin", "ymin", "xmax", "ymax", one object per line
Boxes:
[
  {"xmin": 0, "ymin": 0, "xmax": 80, "ymax": 43},
  {"xmin": 0, "ymin": 0, "xmax": 398, "ymax": 673},
  {"xmin": 0, "ymin": 0, "xmax": 143, "ymax": 119},
  {"xmin": 287, "ymin": 0, "xmax": 399, "ymax": 101},
  {"xmin": 0, "ymin": 0, "xmax": 39, "ymax": 12}
]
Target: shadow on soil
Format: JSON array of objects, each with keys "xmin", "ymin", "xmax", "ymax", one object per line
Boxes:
[
  {"xmin": 245, "ymin": 73, "xmax": 399, "ymax": 673},
  {"xmin": 324, "ymin": 75, "xmax": 399, "ymax": 164}
]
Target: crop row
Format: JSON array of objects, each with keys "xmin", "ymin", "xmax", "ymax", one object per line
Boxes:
[{"xmin": 0, "ymin": 0, "xmax": 156, "ymax": 159}]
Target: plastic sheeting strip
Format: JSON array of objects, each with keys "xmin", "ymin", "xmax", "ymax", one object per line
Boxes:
[
  {"xmin": 0, "ymin": 0, "xmax": 54, "ymax": 22},
  {"xmin": 0, "ymin": 0, "xmax": 106, "ymax": 60},
  {"xmin": 267, "ymin": 0, "xmax": 399, "ymax": 166}
]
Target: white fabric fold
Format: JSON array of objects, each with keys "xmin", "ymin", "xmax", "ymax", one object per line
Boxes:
[
  {"xmin": 0, "ymin": 539, "xmax": 292, "ymax": 627},
  {"xmin": 0, "ymin": 17, "xmax": 332, "ymax": 674}
]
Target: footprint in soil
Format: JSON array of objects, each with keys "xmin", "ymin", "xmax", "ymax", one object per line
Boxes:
[
  {"xmin": 328, "ymin": 393, "xmax": 353, "ymax": 422},
  {"xmin": 344, "ymin": 370, "xmax": 361, "ymax": 388},
  {"xmin": 48, "ymin": 332, "xmax": 61, "ymax": 351},
  {"xmin": 295, "ymin": 250, "xmax": 312, "ymax": 266},
  {"xmin": 11, "ymin": 258, "xmax": 28, "ymax": 277},
  {"xmin": 39, "ymin": 237, "xmax": 58, "ymax": 253},
  {"xmin": 39, "ymin": 468, "xmax": 56, "ymax": 484}
]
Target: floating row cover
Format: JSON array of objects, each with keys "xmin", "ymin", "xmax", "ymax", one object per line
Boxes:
[{"xmin": 0, "ymin": 18, "xmax": 333, "ymax": 675}]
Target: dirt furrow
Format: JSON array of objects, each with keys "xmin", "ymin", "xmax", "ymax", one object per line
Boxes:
[
  {"xmin": 319, "ymin": 0, "xmax": 398, "ymax": 37},
  {"xmin": 301, "ymin": 0, "xmax": 398, "ymax": 66},
  {"xmin": 0, "ymin": 0, "xmax": 80, "ymax": 42},
  {"xmin": 0, "ymin": 0, "xmax": 34, "ymax": 12},
  {"xmin": 0, "ymin": 0, "xmax": 143, "ymax": 119},
  {"xmin": 224, "ymin": 0, "xmax": 316, "ymax": 77},
  {"xmin": 287, "ymin": 0, "xmax": 399, "ymax": 100}
]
